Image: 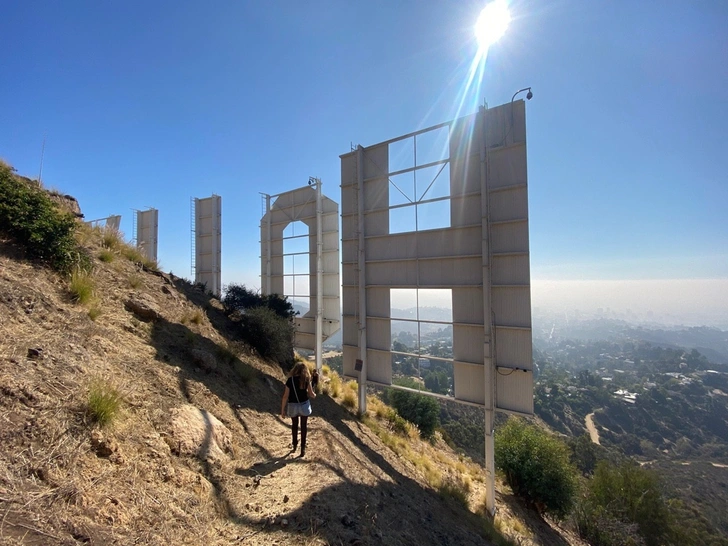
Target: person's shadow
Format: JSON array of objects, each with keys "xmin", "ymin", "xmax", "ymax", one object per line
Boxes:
[{"xmin": 235, "ymin": 449, "xmax": 302, "ymax": 479}]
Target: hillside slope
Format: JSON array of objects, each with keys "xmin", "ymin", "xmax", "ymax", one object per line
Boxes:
[{"xmin": 0, "ymin": 227, "xmax": 582, "ymax": 546}]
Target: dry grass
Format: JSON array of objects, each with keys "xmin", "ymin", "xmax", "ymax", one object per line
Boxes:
[
  {"xmin": 101, "ymin": 229, "xmax": 122, "ymax": 250},
  {"xmin": 69, "ymin": 268, "xmax": 95, "ymax": 304},
  {"xmin": 233, "ymin": 360, "xmax": 256, "ymax": 384},
  {"xmin": 341, "ymin": 389, "xmax": 357, "ymax": 409},
  {"xmin": 88, "ymin": 306, "xmax": 102, "ymax": 321},
  {"xmin": 327, "ymin": 374, "xmax": 342, "ymax": 398},
  {"xmin": 128, "ymin": 273, "xmax": 143, "ymax": 288},
  {"xmin": 120, "ymin": 243, "xmax": 158, "ymax": 270},
  {"xmin": 98, "ymin": 249, "xmax": 115, "ymax": 263},
  {"xmin": 181, "ymin": 309, "xmax": 204, "ymax": 326},
  {"xmin": 438, "ymin": 475, "xmax": 472, "ymax": 508},
  {"xmin": 87, "ymin": 379, "xmax": 123, "ymax": 427}
]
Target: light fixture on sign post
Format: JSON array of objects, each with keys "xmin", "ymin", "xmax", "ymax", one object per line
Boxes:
[{"xmin": 511, "ymin": 87, "xmax": 533, "ymax": 102}]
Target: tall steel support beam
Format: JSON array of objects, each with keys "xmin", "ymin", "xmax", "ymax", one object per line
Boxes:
[
  {"xmin": 356, "ymin": 145, "xmax": 368, "ymax": 414},
  {"xmin": 315, "ymin": 179, "xmax": 324, "ymax": 372},
  {"xmin": 263, "ymin": 194, "xmax": 272, "ymax": 295},
  {"xmin": 480, "ymin": 105, "xmax": 497, "ymax": 516}
]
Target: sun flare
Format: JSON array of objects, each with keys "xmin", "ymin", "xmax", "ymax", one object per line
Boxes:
[{"xmin": 475, "ymin": 0, "xmax": 511, "ymax": 50}]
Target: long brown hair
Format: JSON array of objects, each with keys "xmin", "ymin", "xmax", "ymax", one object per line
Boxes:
[{"xmin": 288, "ymin": 362, "xmax": 311, "ymax": 390}]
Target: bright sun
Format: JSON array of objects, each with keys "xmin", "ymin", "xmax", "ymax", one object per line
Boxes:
[{"xmin": 475, "ymin": 0, "xmax": 511, "ymax": 50}]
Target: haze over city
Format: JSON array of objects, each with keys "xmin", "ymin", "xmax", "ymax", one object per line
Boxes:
[{"xmin": 1, "ymin": 1, "xmax": 726, "ymax": 328}]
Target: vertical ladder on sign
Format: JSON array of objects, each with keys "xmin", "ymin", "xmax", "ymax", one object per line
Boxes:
[
  {"xmin": 190, "ymin": 198, "xmax": 196, "ymax": 278},
  {"xmin": 132, "ymin": 210, "xmax": 138, "ymax": 246}
]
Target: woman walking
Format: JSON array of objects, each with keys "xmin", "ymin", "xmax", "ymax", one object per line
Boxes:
[{"xmin": 280, "ymin": 363, "xmax": 317, "ymax": 457}]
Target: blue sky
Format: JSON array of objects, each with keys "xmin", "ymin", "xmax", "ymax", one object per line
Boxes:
[{"xmin": 2, "ymin": 1, "xmax": 727, "ymax": 321}]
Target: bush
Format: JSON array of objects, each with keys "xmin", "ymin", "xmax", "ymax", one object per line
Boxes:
[
  {"xmin": 495, "ymin": 417, "xmax": 578, "ymax": 519},
  {"xmin": 575, "ymin": 461, "xmax": 672, "ymax": 546},
  {"xmin": 574, "ymin": 501, "xmax": 645, "ymax": 546},
  {"xmin": 240, "ymin": 306, "xmax": 294, "ymax": 366},
  {"xmin": 223, "ymin": 283, "xmax": 295, "ymax": 319},
  {"xmin": 0, "ymin": 162, "xmax": 84, "ymax": 273},
  {"xmin": 387, "ymin": 388, "xmax": 440, "ymax": 439},
  {"xmin": 385, "ymin": 408, "xmax": 410, "ymax": 435},
  {"xmin": 87, "ymin": 380, "xmax": 122, "ymax": 427}
]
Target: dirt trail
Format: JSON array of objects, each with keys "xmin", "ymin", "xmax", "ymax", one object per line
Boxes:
[{"xmin": 585, "ymin": 413, "xmax": 600, "ymax": 445}]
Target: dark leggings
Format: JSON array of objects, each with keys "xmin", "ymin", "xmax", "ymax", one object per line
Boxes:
[{"xmin": 291, "ymin": 416, "xmax": 308, "ymax": 448}]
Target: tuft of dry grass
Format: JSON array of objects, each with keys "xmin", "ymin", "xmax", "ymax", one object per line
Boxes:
[
  {"xmin": 88, "ymin": 306, "xmax": 102, "ymax": 321},
  {"xmin": 101, "ymin": 229, "xmax": 122, "ymax": 250},
  {"xmin": 342, "ymin": 389, "xmax": 357, "ymax": 409},
  {"xmin": 98, "ymin": 249, "xmax": 115, "ymax": 263},
  {"xmin": 87, "ymin": 379, "xmax": 122, "ymax": 427},
  {"xmin": 181, "ymin": 309, "xmax": 203, "ymax": 326},
  {"xmin": 438, "ymin": 475, "xmax": 471, "ymax": 508},
  {"xmin": 233, "ymin": 360, "xmax": 256, "ymax": 384},
  {"xmin": 215, "ymin": 343, "xmax": 236, "ymax": 365},
  {"xmin": 120, "ymin": 243, "xmax": 158, "ymax": 271},
  {"xmin": 69, "ymin": 268, "xmax": 94, "ymax": 304},
  {"xmin": 328, "ymin": 374, "xmax": 342, "ymax": 398},
  {"xmin": 128, "ymin": 273, "xmax": 143, "ymax": 288}
]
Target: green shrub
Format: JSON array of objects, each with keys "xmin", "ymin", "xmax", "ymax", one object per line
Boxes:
[
  {"xmin": 87, "ymin": 380, "xmax": 122, "ymax": 427},
  {"xmin": 387, "ymin": 388, "xmax": 440, "ymax": 439},
  {"xmin": 495, "ymin": 417, "xmax": 578, "ymax": 519},
  {"xmin": 69, "ymin": 269, "xmax": 95, "ymax": 304},
  {"xmin": 222, "ymin": 283, "xmax": 295, "ymax": 319},
  {"xmin": 0, "ymin": 162, "xmax": 83, "ymax": 273},
  {"xmin": 240, "ymin": 306, "xmax": 294, "ymax": 366},
  {"xmin": 574, "ymin": 500, "xmax": 645, "ymax": 546},
  {"xmin": 385, "ymin": 408, "xmax": 410, "ymax": 435},
  {"xmin": 575, "ymin": 461, "xmax": 672, "ymax": 546}
]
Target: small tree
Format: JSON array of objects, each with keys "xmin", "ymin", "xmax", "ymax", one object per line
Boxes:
[
  {"xmin": 495, "ymin": 417, "xmax": 578, "ymax": 519},
  {"xmin": 577, "ymin": 461, "xmax": 673, "ymax": 546},
  {"xmin": 222, "ymin": 283, "xmax": 295, "ymax": 319},
  {"xmin": 387, "ymin": 388, "xmax": 440, "ymax": 439},
  {"xmin": 240, "ymin": 306, "xmax": 294, "ymax": 366}
]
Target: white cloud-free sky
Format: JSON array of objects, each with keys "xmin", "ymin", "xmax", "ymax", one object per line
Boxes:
[{"xmin": 1, "ymin": 1, "xmax": 726, "ymax": 324}]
